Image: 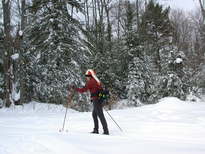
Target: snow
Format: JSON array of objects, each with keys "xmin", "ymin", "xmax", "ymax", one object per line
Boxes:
[
  {"xmin": 0, "ymin": 97, "xmax": 205, "ymax": 154},
  {"xmin": 174, "ymin": 57, "xmax": 183, "ymax": 64},
  {"xmin": 18, "ymin": 30, "xmax": 23, "ymax": 36},
  {"xmin": 11, "ymin": 90, "xmax": 20, "ymax": 101},
  {"xmin": 11, "ymin": 53, "xmax": 19, "ymax": 60}
]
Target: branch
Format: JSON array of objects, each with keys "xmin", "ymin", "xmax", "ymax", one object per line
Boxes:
[{"xmin": 198, "ymin": 0, "xmax": 205, "ymax": 20}]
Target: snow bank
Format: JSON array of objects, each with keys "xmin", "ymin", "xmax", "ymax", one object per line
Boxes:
[
  {"xmin": 155, "ymin": 97, "xmax": 205, "ymax": 115},
  {"xmin": 157, "ymin": 97, "xmax": 188, "ymax": 109}
]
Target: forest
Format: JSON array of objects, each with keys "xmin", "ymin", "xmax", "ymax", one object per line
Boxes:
[{"xmin": 0, "ymin": 0, "xmax": 205, "ymax": 111}]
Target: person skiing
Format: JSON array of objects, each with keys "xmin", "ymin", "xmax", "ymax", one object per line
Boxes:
[{"xmin": 71, "ymin": 69, "xmax": 109, "ymax": 135}]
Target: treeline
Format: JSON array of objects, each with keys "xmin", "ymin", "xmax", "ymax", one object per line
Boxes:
[{"xmin": 0, "ymin": 0, "xmax": 205, "ymax": 110}]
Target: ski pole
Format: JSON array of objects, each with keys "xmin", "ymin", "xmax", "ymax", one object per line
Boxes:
[
  {"xmin": 104, "ymin": 109, "xmax": 123, "ymax": 132},
  {"xmin": 60, "ymin": 89, "xmax": 74, "ymax": 132},
  {"xmin": 60, "ymin": 104, "xmax": 69, "ymax": 132}
]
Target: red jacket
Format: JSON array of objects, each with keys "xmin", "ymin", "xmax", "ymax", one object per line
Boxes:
[{"xmin": 76, "ymin": 77, "xmax": 102, "ymax": 100}]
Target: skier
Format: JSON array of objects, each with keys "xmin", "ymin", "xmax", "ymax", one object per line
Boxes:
[{"xmin": 71, "ymin": 69, "xmax": 109, "ymax": 135}]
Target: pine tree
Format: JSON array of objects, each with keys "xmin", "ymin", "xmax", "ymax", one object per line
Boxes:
[
  {"xmin": 139, "ymin": 0, "xmax": 173, "ymax": 74},
  {"xmin": 127, "ymin": 56, "xmax": 151, "ymax": 106},
  {"xmin": 157, "ymin": 47, "xmax": 187, "ymax": 100},
  {"xmin": 126, "ymin": 0, "xmax": 188, "ymax": 103},
  {"xmin": 24, "ymin": 0, "xmax": 89, "ymax": 106}
]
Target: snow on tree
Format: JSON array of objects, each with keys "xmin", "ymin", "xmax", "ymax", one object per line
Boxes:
[
  {"xmin": 126, "ymin": 0, "xmax": 189, "ymax": 103},
  {"xmin": 24, "ymin": 0, "xmax": 90, "ymax": 109},
  {"xmin": 157, "ymin": 47, "xmax": 187, "ymax": 100},
  {"xmin": 127, "ymin": 57, "xmax": 147, "ymax": 106}
]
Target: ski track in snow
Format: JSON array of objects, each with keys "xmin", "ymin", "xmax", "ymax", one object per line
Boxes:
[{"xmin": 1, "ymin": 97, "xmax": 205, "ymax": 154}]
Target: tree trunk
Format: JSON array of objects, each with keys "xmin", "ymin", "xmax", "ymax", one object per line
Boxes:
[
  {"xmin": 136, "ymin": 0, "xmax": 140, "ymax": 29},
  {"xmin": 19, "ymin": 0, "xmax": 29, "ymax": 104},
  {"xmin": 104, "ymin": 0, "xmax": 112, "ymax": 51},
  {"xmin": 199, "ymin": 0, "xmax": 205, "ymax": 20},
  {"xmin": 98, "ymin": 0, "xmax": 105, "ymax": 52},
  {"xmin": 84, "ymin": 0, "xmax": 90, "ymax": 28},
  {"xmin": 117, "ymin": 0, "xmax": 121, "ymax": 41},
  {"xmin": 3, "ymin": 0, "xmax": 12, "ymax": 107}
]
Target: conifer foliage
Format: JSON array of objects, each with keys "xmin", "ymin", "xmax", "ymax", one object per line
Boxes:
[
  {"xmin": 127, "ymin": 0, "xmax": 188, "ymax": 105},
  {"xmin": 24, "ymin": 0, "xmax": 89, "ymax": 104}
]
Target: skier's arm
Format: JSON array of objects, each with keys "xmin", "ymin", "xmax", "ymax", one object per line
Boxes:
[{"xmin": 75, "ymin": 82, "xmax": 90, "ymax": 93}]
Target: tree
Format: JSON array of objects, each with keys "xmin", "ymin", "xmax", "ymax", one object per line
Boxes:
[
  {"xmin": 198, "ymin": 0, "xmax": 205, "ymax": 20},
  {"xmin": 24, "ymin": 0, "xmax": 89, "ymax": 107},
  {"xmin": 127, "ymin": 56, "xmax": 151, "ymax": 106},
  {"xmin": 189, "ymin": 8, "xmax": 205, "ymax": 93},
  {"xmin": 139, "ymin": 0, "xmax": 173, "ymax": 74},
  {"xmin": 0, "ymin": 29, "xmax": 3, "ymax": 100},
  {"xmin": 157, "ymin": 47, "xmax": 187, "ymax": 100},
  {"xmin": 18, "ymin": 0, "xmax": 28, "ymax": 105},
  {"xmin": 126, "ymin": 0, "xmax": 188, "ymax": 102},
  {"xmin": 0, "ymin": 3, "xmax": 4, "ymax": 100},
  {"xmin": 117, "ymin": 1, "xmax": 136, "ymax": 98},
  {"xmin": 170, "ymin": 9, "xmax": 193, "ymax": 52},
  {"xmin": 83, "ymin": 0, "xmax": 119, "ymax": 92},
  {"xmin": 2, "ymin": 0, "xmax": 13, "ymax": 107}
]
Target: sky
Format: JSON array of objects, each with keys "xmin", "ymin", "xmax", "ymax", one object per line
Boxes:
[{"xmin": 159, "ymin": 0, "xmax": 200, "ymax": 11}]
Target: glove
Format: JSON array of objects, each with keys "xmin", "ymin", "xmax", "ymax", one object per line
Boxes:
[{"xmin": 68, "ymin": 85, "xmax": 76, "ymax": 91}]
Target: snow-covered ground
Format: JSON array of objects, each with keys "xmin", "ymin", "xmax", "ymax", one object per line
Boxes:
[{"xmin": 0, "ymin": 97, "xmax": 205, "ymax": 154}]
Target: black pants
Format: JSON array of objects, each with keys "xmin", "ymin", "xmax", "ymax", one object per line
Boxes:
[{"xmin": 92, "ymin": 99, "xmax": 108, "ymax": 133}]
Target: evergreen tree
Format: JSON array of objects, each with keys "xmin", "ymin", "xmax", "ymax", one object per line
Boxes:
[
  {"xmin": 24, "ymin": 0, "xmax": 89, "ymax": 107},
  {"xmin": 127, "ymin": 0, "xmax": 188, "ymax": 103},
  {"xmin": 157, "ymin": 47, "xmax": 187, "ymax": 100},
  {"xmin": 116, "ymin": 1, "xmax": 136, "ymax": 98},
  {"xmin": 127, "ymin": 56, "xmax": 151, "ymax": 106},
  {"xmin": 139, "ymin": 0, "xmax": 173, "ymax": 74}
]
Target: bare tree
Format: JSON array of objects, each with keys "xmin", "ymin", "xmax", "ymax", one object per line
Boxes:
[
  {"xmin": 170, "ymin": 9, "xmax": 194, "ymax": 51},
  {"xmin": 136, "ymin": 0, "xmax": 140, "ymax": 28},
  {"xmin": 171, "ymin": 8, "xmax": 205, "ymax": 80},
  {"xmin": 198, "ymin": 0, "xmax": 205, "ymax": 20},
  {"xmin": 117, "ymin": 0, "xmax": 122, "ymax": 41},
  {"xmin": 197, "ymin": 0, "xmax": 205, "ymax": 64},
  {"xmin": 84, "ymin": 0, "xmax": 90, "ymax": 28},
  {"xmin": 104, "ymin": 0, "xmax": 112, "ymax": 51}
]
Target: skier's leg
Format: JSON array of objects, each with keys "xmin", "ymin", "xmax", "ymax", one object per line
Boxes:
[
  {"xmin": 92, "ymin": 101, "xmax": 99, "ymax": 133},
  {"xmin": 95, "ymin": 100, "xmax": 109, "ymax": 134}
]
